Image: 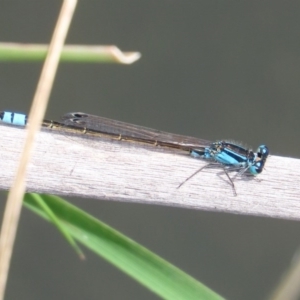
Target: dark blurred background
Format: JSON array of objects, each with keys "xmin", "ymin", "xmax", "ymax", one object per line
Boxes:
[{"xmin": 1, "ymin": 1, "xmax": 300, "ymax": 299}]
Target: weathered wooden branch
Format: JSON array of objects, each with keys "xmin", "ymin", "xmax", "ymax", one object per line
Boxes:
[{"xmin": 0, "ymin": 123, "xmax": 299, "ymax": 221}]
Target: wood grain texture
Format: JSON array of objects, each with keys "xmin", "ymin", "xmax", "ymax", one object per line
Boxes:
[{"xmin": 0, "ymin": 123, "xmax": 299, "ymax": 220}]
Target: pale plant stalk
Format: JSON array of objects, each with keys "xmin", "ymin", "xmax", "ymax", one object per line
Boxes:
[
  {"xmin": 0, "ymin": 1, "xmax": 77, "ymax": 299},
  {"xmin": 269, "ymin": 248, "xmax": 300, "ymax": 300}
]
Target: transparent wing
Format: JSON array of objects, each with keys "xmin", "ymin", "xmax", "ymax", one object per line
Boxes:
[{"xmin": 61, "ymin": 112, "xmax": 212, "ymax": 149}]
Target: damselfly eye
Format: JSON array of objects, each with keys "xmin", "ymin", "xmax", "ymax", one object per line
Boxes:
[{"xmin": 257, "ymin": 145, "xmax": 269, "ymax": 159}]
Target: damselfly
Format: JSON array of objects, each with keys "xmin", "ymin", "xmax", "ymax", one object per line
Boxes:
[{"xmin": 0, "ymin": 111, "xmax": 269, "ymax": 195}]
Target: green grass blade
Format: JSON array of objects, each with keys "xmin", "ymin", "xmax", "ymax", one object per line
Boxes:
[
  {"xmin": 0, "ymin": 43, "xmax": 141, "ymax": 64},
  {"xmin": 29, "ymin": 193, "xmax": 85, "ymax": 259},
  {"xmin": 23, "ymin": 193, "xmax": 224, "ymax": 300}
]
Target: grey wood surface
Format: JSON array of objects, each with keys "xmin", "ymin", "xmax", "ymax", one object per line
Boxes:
[{"xmin": 0, "ymin": 123, "xmax": 299, "ymax": 220}]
